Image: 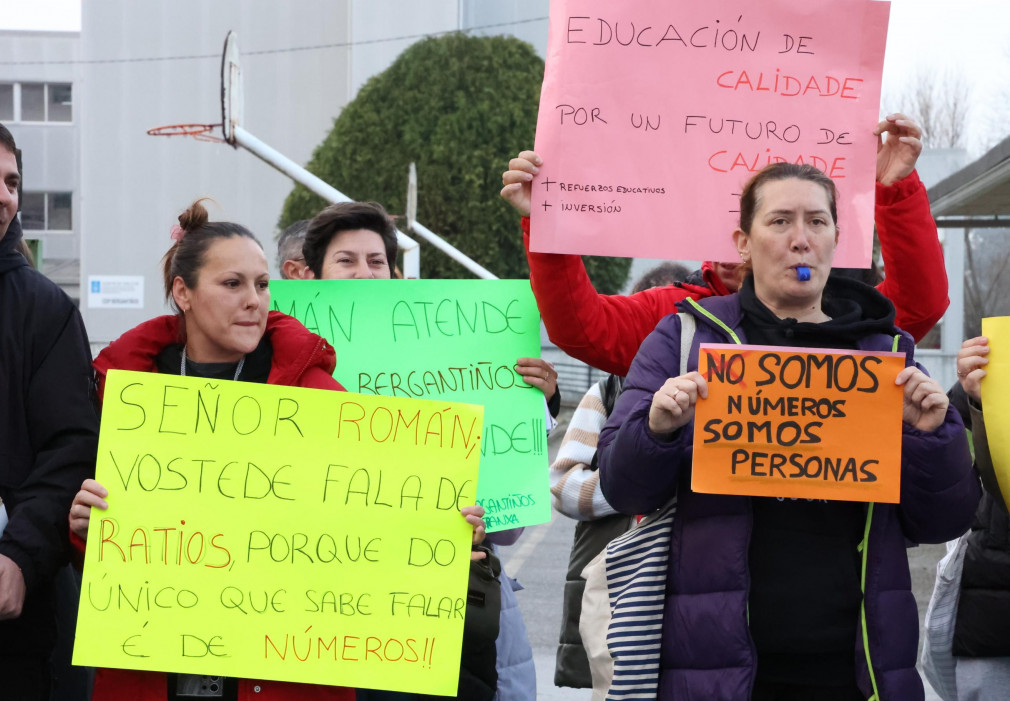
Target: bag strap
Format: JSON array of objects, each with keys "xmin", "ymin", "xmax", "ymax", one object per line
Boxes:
[
  {"xmin": 678, "ymin": 312, "xmax": 696, "ymax": 377},
  {"xmin": 601, "ymin": 374, "xmax": 624, "ymax": 418}
]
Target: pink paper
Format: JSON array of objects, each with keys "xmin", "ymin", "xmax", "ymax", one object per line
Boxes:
[{"xmin": 531, "ymin": 0, "xmax": 890, "ymax": 267}]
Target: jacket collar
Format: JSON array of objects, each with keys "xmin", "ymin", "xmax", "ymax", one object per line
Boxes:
[
  {"xmin": 0, "ymin": 215, "xmax": 29, "ymax": 274},
  {"xmin": 678, "ymin": 293, "xmax": 746, "ymax": 343},
  {"xmin": 94, "ymin": 311, "xmax": 336, "ymax": 389}
]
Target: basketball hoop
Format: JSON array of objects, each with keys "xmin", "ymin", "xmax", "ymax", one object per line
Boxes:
[{"xmin": 146, "ymin": 123, "xmax": 224, "ymax": 143}]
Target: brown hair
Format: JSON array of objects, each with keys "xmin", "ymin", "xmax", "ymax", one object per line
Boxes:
[
  {"xmin": 303, "ymin": 201, "xmax": 397, "ymax": 278},
  {"xmin": 631, "ymin": 262, "xmax": 690, "ymax": 294},
  {"xmin": 738, "ymin": 163, "xmax": 838, "ymax": 234},
  {"xmin": 0, "ymin": 123, "xmax": 16, "ymax": 157},
  {"xmin": 160, "ymin": 199, "xmax": 260, "ymax": 310}
]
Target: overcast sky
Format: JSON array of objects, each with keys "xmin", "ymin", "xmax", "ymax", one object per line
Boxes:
[{"xmin": 2, "ymin": 0, "xmax": 1007, "ymax": 153}]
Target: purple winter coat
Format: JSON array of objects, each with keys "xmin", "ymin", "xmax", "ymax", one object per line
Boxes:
[{"xmin": 598, "ymin": 293, "xmax": 979, "ymax": 701}]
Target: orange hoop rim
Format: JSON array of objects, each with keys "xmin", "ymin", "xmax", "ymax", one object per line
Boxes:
[{"xmin": 146, "ymin": 123, "xmax": 223, "ymax": 143}]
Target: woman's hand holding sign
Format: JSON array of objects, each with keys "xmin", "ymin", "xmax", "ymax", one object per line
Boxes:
[
  {"xmin": 500, "ymin": 151, "xmax": 542, "ymax": 217},
  {"xmin": 896, "ymin": 366, "xmax": 948, "ymax": 433},
  {"xmin": 874, "ymin": 113, "xmax": 923, "ymax": 187},
  {"xmin": 70, "ymin": 479, "xmax": 108, "ymax": 541},
  {"xmin": 957, "ymin": 336, "xmax": 989, "ymax": 403},
  {"xmin": 649, "ymin": 372, "xmax": 708, "ymax": 440},
  {"xmin": 462, "ymin": 504, "xmax": 488, "ymax": 561}
]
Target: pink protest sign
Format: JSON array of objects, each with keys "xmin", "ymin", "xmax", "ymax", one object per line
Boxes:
[{"xmin": 530, "ymin": 0, "xmax": 890, "ymax": 267}]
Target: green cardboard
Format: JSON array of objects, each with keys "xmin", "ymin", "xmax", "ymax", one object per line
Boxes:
[{"xmin": 271, "ymin": 279, "xmax": 551, "ymax": 531}]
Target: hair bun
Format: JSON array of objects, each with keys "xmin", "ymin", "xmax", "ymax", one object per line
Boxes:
[{"xmin": 177, "ymin": 199, "xmax": 210, "ymax": 233}]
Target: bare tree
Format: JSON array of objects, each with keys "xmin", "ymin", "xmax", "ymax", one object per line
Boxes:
[
  {"xmin": 963, "ymin": 229, "xmax": 1010, "ymax": 338},
  {"xmin": 978, "ymin": 47, "xmax": 1010, "ymax": 153},
  {"xmin": 889, "ymin": 69, "xmax": 971, "ymax": 149}
]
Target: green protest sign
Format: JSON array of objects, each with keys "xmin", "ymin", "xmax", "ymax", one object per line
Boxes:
[{"xmin": 271, "ymin": 279, "xmax": 550, "ymax": 530}]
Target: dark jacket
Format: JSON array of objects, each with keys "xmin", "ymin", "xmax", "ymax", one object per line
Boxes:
[
  {"xmin": 598, "ymin": 289, "xmax": 979, "ymax": 700},
  {"xmin": 949, "ymin": 386, "xmax": 1010, "ymax": 657},
  {"xmin": 0, "ymin": 215, "xmax": 99, "ymax": 660}
]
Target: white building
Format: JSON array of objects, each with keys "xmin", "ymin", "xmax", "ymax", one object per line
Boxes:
[
  {"xmin": 59, "ymin": 0, "xmax": 543, "ymax": 344},
  {"xmin": 0, "ymin": 29, "xmax": 80, "ymax": 297}
]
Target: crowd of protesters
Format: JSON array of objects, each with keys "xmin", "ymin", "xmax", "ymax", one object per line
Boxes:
[{"xmin": 0, "ymin": 102, "xmax": 1004, "ymax": 701}]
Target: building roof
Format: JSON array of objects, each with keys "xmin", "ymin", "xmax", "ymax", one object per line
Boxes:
[{"xmin": 928, "ymin": 134, "xmax": 1010, "ymax": 220}]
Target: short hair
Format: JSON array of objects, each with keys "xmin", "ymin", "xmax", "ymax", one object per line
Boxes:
[
  {"xmin": 277, "ymin": 219, "xmax": 309, "ymax": 270},
  {"xmin": 161, "ymin": 199, "xmax": 260, "ymax": 308},
  {"xmin": 738, "ymin": 162, "xmax": 837, "ymax": 234},
  {"xmin": 303, "ymin": 201, "xmax": 397, "ymax": 278},
  {"xmin": 0, "ymin": 123, "xmax": 16, "ymax": 156},
  {"xmin": 631, "ymin": 262, "xmax": 691, "ymax": 294}
]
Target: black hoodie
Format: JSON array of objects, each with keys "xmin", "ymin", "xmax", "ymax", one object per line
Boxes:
[
  {"xmin": 738, "ymin": 274, "xmax": 899, "ymax": 689},
  {"xmin": 0, "ymin": 215, "xmax": 99, "ymax": 660}
]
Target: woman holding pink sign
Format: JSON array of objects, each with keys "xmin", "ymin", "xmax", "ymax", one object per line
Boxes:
[
  {"xmin": 500, "ymin": 113, "xmax": 947, "ymax": 377},
  {"xmin": 595, "ymin": 163, "xmax": 979, "ymax": 700}
]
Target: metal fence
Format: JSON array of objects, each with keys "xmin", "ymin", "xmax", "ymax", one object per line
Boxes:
[{"xmin": 542, "ymin": 345, "xmax": 609, "ymax": 406}]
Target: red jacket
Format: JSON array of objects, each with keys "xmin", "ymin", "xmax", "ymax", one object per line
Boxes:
[
  {"xmin": 524, "ymin": 170, "xmax": 947, "ymax": 376},
  {"xmin": 83, "ymin": 311, "xmax": 353, "ymax": 701}
]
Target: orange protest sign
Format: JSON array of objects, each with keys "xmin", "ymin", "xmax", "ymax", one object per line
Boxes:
[{"xmin": 691, "ymin": 344, "xmax": 905, "ymax": 503}]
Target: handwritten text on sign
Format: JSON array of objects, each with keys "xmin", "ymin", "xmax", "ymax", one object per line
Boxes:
[
  {"xmin": 692, "ymin": 344, "xmax": 904, "ymax": 502},
  {"xmin": 270, "ymin": 279, "xmax": 550, "ymax": 531},
  {"xmin": 73, "ymin": 371, "xmax": 482, "ymax": 695},
  {"xmin": 531, "ymin": 0, "xmax": 890, "ymax": 266}
]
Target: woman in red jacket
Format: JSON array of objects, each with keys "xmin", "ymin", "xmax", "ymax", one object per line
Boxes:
[
  {"xmin": 501, "ymin": 113, "xmax": 947, "ymax": 376},
  {"xmin": 68, "ymin": 201, "xmax": 486, "ymax": 701}
]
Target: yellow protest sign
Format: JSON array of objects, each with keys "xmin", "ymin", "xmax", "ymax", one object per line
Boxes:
[
  {"xmin": 692, "ymin": 344, "xmax": 905, "ymax": 502},
  {"xmin": 981, "ymin": 317, "xmax": 1010, "ymax": 510},
  {"xmin": 73, "ymin": 370, "xmax": 482, "ymax": 696}
]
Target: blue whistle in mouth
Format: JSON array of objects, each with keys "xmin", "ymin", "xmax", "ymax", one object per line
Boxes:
[{"xmin": 796, "ymin": 266, "xmax": 811, "ymax": 281}]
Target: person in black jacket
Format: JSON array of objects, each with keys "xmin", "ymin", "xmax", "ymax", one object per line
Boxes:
[
  {"xmin": 948, "ymin": 336, "xmax": 1010, "ymax": 697},
  {"xmin": 0, "ymin": 123, "xmax": 99, "ymax": 699}
]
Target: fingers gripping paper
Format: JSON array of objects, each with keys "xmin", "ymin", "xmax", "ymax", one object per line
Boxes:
[
  {"xmin": 531, "ymin": 0, "xmax": 890, "ymax": 266},
  {"xmin": 73, "ymin": 371, "xmax": 482, "ymax": 695}
]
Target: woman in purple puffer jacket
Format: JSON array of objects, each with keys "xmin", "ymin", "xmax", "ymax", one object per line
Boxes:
[{"xmin": 598, "ymin": 163, "xmax": 979, "ymax": 701}]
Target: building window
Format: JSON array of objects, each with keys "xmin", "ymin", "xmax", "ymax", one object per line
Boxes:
[
  {"xmin": 21, "ymin": 192, "xmax": 72, "ymax": 232},
  {"xmin": 0, "ymin": 84, "xmax": 12, "ymax": 121},
  {"xmin": 21, "ymin": 83, "xmax": 46, "ymax": 121},
  {"xmin": 0, "ymin": 82, "xmax": 73, "ymax": 123},
  {"xmin": 48, "ymin": 83, "xmax": 73, "ymax": 122}
]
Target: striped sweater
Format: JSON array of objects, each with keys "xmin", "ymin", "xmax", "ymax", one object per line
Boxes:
[{"xmin": 550, "ymin": 380, "xmax": 619, "ymax": 521}]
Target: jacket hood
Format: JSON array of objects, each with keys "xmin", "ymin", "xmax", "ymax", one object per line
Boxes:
[
  {"xmin": 678, "ymin": 261, "xmax": 733, "ymax": 298},
  {"xmin": 94, "ymin": 311, "xmax": 336, "ymax": 394},
  {"xmin": 0, "ymin": 215, "xmax": 29, "ymax": 274},
  {"xmin": 680, "ymin": 274, "xmax": 898, "ymax": 345}
]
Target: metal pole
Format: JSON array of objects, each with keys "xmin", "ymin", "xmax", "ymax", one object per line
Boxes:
[
  {"xmin": 232, "ymin": 126, "xmax": 421, "ymax": 278},
  {"xmin": 939, "ymin": 227, "xmax": 966, "ymax": 390},
  {"xmin": 408, "ymin": 221, "xmax": 498, "ymax": 279},
  {"xmin": 231, "ymin": 126, "xmax": 497, "ymax": 280}
]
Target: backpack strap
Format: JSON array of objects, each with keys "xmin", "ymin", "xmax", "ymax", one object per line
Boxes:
[
  {"xmin": 678, "ymin": 312, "xmax": 696, "ymax": 377},
  {"xmin": 600, "ymin": 374, "xmax": 625, "ymax": 418}
]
